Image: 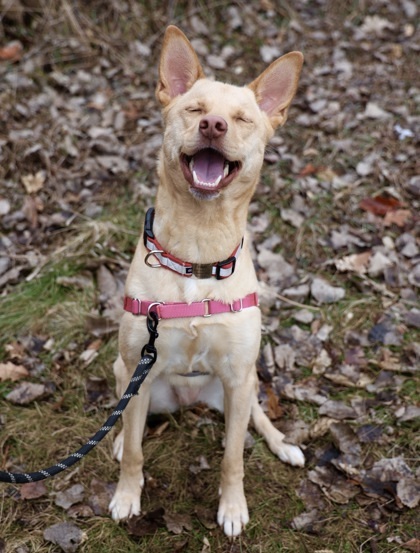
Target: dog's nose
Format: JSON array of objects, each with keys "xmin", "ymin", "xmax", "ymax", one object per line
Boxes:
[{"xmin": 199, "ymin": 115, "xmax": 228, "ymax": 139}]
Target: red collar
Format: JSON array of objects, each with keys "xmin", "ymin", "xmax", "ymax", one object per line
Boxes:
[{"xmin": 143, "ymin": 208, "xmax": 243, "ymax": 280}]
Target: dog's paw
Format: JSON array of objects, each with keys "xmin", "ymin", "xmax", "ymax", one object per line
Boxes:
[
  {"xmin": 276, "ymin": 442, "xmax": 305, "ymax": 467},
  {"xmin": 109, "ymin": 489, "xmax": 141, "ymax": 521},
  {"xmin": 113, "ymin": 430, "xmax": 124, "ymax": 462},
  {"xmin": 217, "ymin": 489, "xmax": 249, "ymax": 537},
  {"xmin": 109, "ymin": 478, "xmax": 144, "ymax": 520}
]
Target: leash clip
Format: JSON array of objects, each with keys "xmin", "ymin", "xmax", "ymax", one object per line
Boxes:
[{"xmin": 141, "ymin": 311, "xmax": 159, "ymax": 361}]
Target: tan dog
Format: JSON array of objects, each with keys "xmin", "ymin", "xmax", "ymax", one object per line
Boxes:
[{"xmin": 109, "ymin": 25, "xmax": 304, "ymax": 537}]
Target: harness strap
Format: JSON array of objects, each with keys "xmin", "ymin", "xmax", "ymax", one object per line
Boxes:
[{"xmin": 123, "ymin": 292, "xmax": 259, "ymax": 320}]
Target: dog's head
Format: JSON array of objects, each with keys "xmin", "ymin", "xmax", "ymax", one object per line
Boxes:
[{"xmin": 156, "ymin": 26, "xmax": 303, "ymax": 201}]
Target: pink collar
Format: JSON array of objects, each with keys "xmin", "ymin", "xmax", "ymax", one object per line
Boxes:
[
  {"xmin": 124, "ymin": 292, "xmax": 259, "ymax": 320},
  {"xmin": 143, "ymin": 208, "xmax": 243, "ymax": 280}
]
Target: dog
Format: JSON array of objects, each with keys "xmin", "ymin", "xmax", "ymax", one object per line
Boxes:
[{"xmin": 109, "ymin": 25, "xmax": 304, "ymax": 537}]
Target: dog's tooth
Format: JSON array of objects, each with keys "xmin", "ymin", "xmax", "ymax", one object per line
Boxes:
[
  {"xmin": 223, "ymin": 163, "xmax": 229, "ymax": 177},
  {"xmin": 193, "ymin": 170, "xmax": 199, "ymax": 185},
  {"xmin": 214, "ymin": 175, "xmax": 222, "ymax": 187},
  {"xmin": 189, "ymin": 158, "xmax": 194, "ymax": 172}
]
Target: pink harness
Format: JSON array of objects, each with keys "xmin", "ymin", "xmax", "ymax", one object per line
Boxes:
[{"xmin": 123, "ymin": 292, "xmax": 259, "ymax": 320}]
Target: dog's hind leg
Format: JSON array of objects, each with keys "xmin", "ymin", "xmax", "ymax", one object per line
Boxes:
[
  {"xmin": 251, "ymin": 395, "xmax": 305, "ymax": 467},
  {"xmin": 109, "ymin": 355, "xmax": 151, "ymax": 521}
]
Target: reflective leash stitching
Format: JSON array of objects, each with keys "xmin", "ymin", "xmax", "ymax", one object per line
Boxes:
[{"xmin": 0, "ymin": 313, "xmax": 159, "ymax": 484}]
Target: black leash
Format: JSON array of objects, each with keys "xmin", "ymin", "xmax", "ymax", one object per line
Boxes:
[{"xmin": 0, "ymin": 313, "xmax": 159, "ymax": 484}]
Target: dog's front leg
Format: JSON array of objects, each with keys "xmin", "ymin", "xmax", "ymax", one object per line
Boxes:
[
  {"xmin": 109, "ymin": 356, "xmax": 151, "ymax": 521},
  {"xmin": 218, "ymin": 372, "xmax": 255, "ymax": 537}
]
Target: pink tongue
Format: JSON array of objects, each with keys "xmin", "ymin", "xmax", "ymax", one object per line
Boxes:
[{"xmin": 193, "ymin": 149, "xmax": 225, "ymax": 183}]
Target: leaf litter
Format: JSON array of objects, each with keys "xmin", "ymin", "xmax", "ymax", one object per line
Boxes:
[{"xmin": 0, "ymin": 1, "xmax": 419, "ymax": 552}]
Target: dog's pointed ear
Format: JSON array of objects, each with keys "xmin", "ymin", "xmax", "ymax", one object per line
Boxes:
[
  {"xmin": 156, "ymin": 26, "xmax": 205, "ymax": 107},
  {"xmin": 248, "ymin": 52, "xmax": 303, "ymax": 129}
]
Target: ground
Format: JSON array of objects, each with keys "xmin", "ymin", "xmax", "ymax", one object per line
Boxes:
[{"xmin": 0, "ymin": 1, "xmax": 419, "ymax": 552}]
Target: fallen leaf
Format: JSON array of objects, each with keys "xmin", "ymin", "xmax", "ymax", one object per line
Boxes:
[
  {"xmin": 280, "ymin": 208, "xmax": 304, "ymax": 228},
  {"xmin": 335, "ymin": 251, "xmax": 371, "ymax": 274},
  {"xmin": 189, "ymin": 455, "xmax": 211, "ymax": 475},
  {"xmin": 21, "ymin": 170, "xmax": 46, "ymax": 194},
  {"xmin": 308, "ymin": 466, "xmax": 359, "ymax": 503},
  {"xmin": 329, "ymin": 422, "xmax": 361, "ymax": 456},
  {"xmin": 55, "ymin": 484, "xmax": 85, "ymax": 510},
  {"xmin": 299, "ymin": 163, "xmax": 322, "ymax": 177},
  {"xmin": 85, "ymin": 376, "xmax": 111, "ymax": 406},
  {"xmin": 318, "ymin": 400, "xmax": 358, "ymax": 420},
  {"xmin": 6, "ymin": 382, "xmax": 47, "ymax": 405},
  {"xmin": 291, "ymin": 508, "xmax": 320, "ymax": 531},
  {"xmin": 163, "ymin": 512, "xmax": 193, "ymax": 534},
  {"xmin": 88, "ymin": 478, "xmax": 116, "ymax": 516},
  {"xmin": 311, "ymin": 277, "xmax": 345, "ymax": 304},
  {"xmin": 264, "ymin": 384, "xmax": 284, "ymax": 420},
  {"xmin": 402, "ymin": 538, "xmax": 420, "ymax": 552},
  {"xmin": 274, "ymin": 344, "xmax": 295, "ymax": 371},
  {"xmin": 383, "ymin": 209, "xmax": 412, "ymax": 227},
  {"xmin": 362, "ymin": 101, "xmax": 392, "ymax": 119},
  {"xmin": 194, "ymin": 506, "xmax": 218, "ymax": 529},
  {"xmin": 79, "ymin": 339, "xmax": 102, "ymax": 366},
  {"xmin": 357, "ymin": 425, "xmax": 383, "ymax": 443},
  {"xmin": 126, "ymin": 508, "xmax": 166, "ymax": 537},
  {"xmin": 20, "ymin": 481, "xmax": 48, "ymax": 500},
  {"xmin": 0, "ymin": 362, "xmax": 29, "ymax": 382},
  {"xmin": 0, "ymin": 41, "xmax": 23, "ymax": 61},
  {"xmin": 359, "ymin": 195, "xmax": 402, "ymax": 216},
  {"xmin": 67, "ymin": 504, "xmax": 95, "ymax": 518},
  {"xmin": 43, "ymin": 522, "xmax": 86, "ymax": 553},
  {"xmin": 397, "ymin": 478, "xmax": 420, "ymax": 509}
]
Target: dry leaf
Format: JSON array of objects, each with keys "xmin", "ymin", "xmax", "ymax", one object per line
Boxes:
[
  {"xmin": 0, "ymin": 361, "xmax": 29, "ymax": 382},
  {"xmin": 44, "ymin": 522, "xmax": 86, "ymax": 553},
  {"xmin": 55, "ymin": 484, "xmax": 85, "ymax": 510},
  {"xmin": 88, "ymin": 478, "xmax": 116, "ymax": 516},
  {"xmin": 21, "ymin": 170, "xmax": 46, "ymax": 194},
  {"xmin": 359, "ymin": 195, "xmax": 403, "ymax": 216},
  {"xmin": 383, "ymin": 209, "xmax": 412, "ymax": 227},
  {"xmin": 403, "ymin": 538, "xmax": 420, "ymax": 552},
  {"xmin": 311, "ymin": 278, "xmax": 345, "ymax": 304},
  {"xmin": 6, "ymin": 382, "xmax": 47, "ymax": 405},
  {"xmin": 0, "ymin": 41, "xmax": 23, "ymax": 61},
  {"xmin": 265, "ymin": 385, "xmax": 284, "ymax": 420},
  {"xmin": 335, "ymin": 251, "xmax": 371, "ymax": 274},
  {"xmin": 20, "ymin": 481, "xmax": 48, "ymax": 500},
  {"xmin": 126, "ymin": 508, "xmax": 165, "ymax": 537},
  {"xmin": 163, "ymin": 512, "xmax": 193, "ymax": 534},
  {"xmin": 299, "ymin": 163, "xmax": 322, "ymax": 177}
]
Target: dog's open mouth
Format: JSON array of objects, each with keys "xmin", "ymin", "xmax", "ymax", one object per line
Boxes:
[{"xmin": 181, "ymin": 148, "xmax": 241, "ymax": 195}]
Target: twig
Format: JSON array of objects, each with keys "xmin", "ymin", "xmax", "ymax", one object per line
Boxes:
[{"xmin": 275, "ymin": 292, "xmax": 321, "ymax": 311}]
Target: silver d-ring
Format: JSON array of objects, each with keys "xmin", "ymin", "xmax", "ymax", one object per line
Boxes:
[
  {"xmin": 144, "ymin": 250, "xmax": 164, "ymax": 268},
  {"xmin": 230, "ymin": 298, "xmax": 243, "ymax": 313},
  {"xmin": 147, "ymin": 302, "xmax": 164, "ymax": 320},
  {"xmin": 201, "ymin": 298, "xmax": 212, "ymax": 317}
]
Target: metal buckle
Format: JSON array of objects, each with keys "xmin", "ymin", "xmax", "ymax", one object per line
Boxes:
[
  {"xmin": 144, "ymin": 250, "xmax": 164, "ymax": 268},
  {"xmin": 147, "ymin": 302, "xmax": 164, "ymax": 320},
  {"xmin": 230, "ymin": 298, "xmax": 243, "ymax": 313},
  {"xmin": 201, "ymin": 298, "xmax": 212, "ymax": 317},
  {"xmin": 192, "ymin": 263, "xmax": 213, "ymax": 279}
]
